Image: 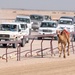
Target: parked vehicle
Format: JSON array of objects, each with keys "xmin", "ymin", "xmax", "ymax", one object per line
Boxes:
[
  {"xmin": 15, "ymin": 15, "xmax": 33, "ymax": 35},
  {"xmin": 30, "ymin": 14, "xmax": 51, "ymax": 31},
  {"xmin": 38, "ymin": 20, "xmax": 58, "ymax": 40},
  {"xmin": 0, "ymin": 22, "xmax": 30, "ymax": 48},
  {"xmin": 44, "ymin": 15, "xmax": 52, "ymax": 20},
  {"xmin": 58, "ymin": 16, "xmax": 75, "ymax": 40}
]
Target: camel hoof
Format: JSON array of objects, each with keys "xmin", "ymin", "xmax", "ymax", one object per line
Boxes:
[
  {"xmin": 67, "ymin": 53, "xmax": 70, "ymax": 56},
  {"xmin": 59, "ymin": 55, "xmax": 61, "ymax": 57},
  {"xmin": 63, "ymin": 56, "xmax": 66, "ymax": 58}
]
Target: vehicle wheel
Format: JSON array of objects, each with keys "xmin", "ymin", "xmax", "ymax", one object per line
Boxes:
[
  {"xmin": 26, "ymin": 38, "xmax": 29, "ymax": 43},
  {"xmin": 38, "ymin": 37, "xmax": 42, "ymax": 40},
  {"xmin": 72, "ymin": 34, "xmax": 75, "ymax": 41},
  {"xmin": 54, "ymin": 37, "xmax": 58, "ymax": 40},
  {"xmin": 3, "ymin": 44, "xmax": 7, "ymax": 47},
  {"xmin": 21, "ymin": 38, "xmax": 26, "ymax": 47},
  {"xmin": 29, "ymin": 29, "xmax": 31, "ymax": 35},
  {"xmin": 74, "ymin": 37, "xmax": 75, "ymax": 41},
  {"xmin": 12, "ymin": 43, "xmax": 17, "ymax": 48},
  {"xmin": 33, "ymin": 28, "xmax": 36, "ymax": 31}
]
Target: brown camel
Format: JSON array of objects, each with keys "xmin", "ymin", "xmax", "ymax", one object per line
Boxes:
[{"xmin": 56, "ymin": 29, "xmax": 70, "ymax": 58}]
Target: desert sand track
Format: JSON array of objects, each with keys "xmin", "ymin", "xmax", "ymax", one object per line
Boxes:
[
  {"xmin": 0, "ymin": 9, "xmax": 75, "ymax": 75},
  {"xmin": 0, "ymin": 54, "xmax": 75, "ymax": 75},
  {"xmin": 0, "ymin": 33, "xmax": 75, "ymax": 75}
]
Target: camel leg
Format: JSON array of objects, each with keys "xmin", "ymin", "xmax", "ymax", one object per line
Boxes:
[
  {"xmin": 67, "ymin": 40, "xmax": 70, "ymax": 56},
  {"xmin": 58, "ymin": 42, "xmax": 62, "ymax": 57},
  {"xmin": 63, "ymin": 44, "xmax": 66, "ymax": 58}
]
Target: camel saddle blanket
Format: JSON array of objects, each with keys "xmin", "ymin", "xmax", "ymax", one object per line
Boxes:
[{"xmin": 63, "ymin": 29, "xmax": 70, "ymax": 35}]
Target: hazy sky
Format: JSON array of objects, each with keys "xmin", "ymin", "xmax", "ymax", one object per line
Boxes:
[{"xmin": 0, "ymin": 0, "xmax": 75, "ymax": 11}]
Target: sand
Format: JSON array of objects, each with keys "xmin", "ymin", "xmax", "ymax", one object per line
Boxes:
[
  {"xmin": 0, "ymin": 37, "xmax": 75, "ymax": 75},
  {"xmin": 0, "ymin": 54, "xmax": 75, "ymax": 75},
  {"xmin": 0, "ymin": 9, "xmax": 75, "ymax": 75}
]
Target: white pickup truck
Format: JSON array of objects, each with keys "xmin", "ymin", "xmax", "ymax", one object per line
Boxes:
[{"xmin": 0, "ymin": 22, "xmax": 30, "ymax": 48}]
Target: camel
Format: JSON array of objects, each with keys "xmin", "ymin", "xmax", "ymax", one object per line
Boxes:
[{"xmin": 56, "ymin": 29, "xmax": 70, "ymax": 58}]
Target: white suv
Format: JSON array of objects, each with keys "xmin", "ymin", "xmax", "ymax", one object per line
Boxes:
[
  {"xmin": 58, "ymin": 16, "xmax": 75, "ymax": 40},
  {"xmin": 0, "ymin": 22, "xmax": 30, "ymax": 48},
  {"xmin": 30, "ymin": 14, "xmax": 51, "ymax": 31},
  {"xmin": 38, "ymin": 20, "xmax": 58, "ymax": 40},
  {"xmin": 58, "ymin": 16, "xmax": 75, "ymax": 32},
  {"xmin": 15, "ymin": 15, "xmax": 33, "ymax": 35}
]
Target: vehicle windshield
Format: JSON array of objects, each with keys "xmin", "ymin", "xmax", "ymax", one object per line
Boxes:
[
  {"xmin": 30, "ymin": 15, "xmax": 43, "ymax": 21},
  {"xmin": 40, "ymin": 22, "xmax": 57, "ymax": 28},
  {"xmin": 44, "ymin": 15, "xmax": 51, "ymax": 20},
  {"xmin": 15, "ymin": 18, "xmax": 30, "ymax": 23},
  {"xmin": 58, "ymin": 20, "xmax": 72, "ymax": 25},
  {"xmin": 0, "ymin": 24, "xmax": 17, "ymax": 31}
]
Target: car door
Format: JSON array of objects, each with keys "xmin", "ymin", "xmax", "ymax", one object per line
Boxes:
[{"xmin": 21, "ymin": 24, "xmax": 29, "ymax": 36}]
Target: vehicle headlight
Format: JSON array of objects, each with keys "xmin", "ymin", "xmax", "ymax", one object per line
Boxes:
[
  {"xmin": 10, "ymin": 35, "xmax": 16, "ymax": 38},
  {"xmin": 69, "ymin": 28, "xmax": 74, "ymax": 32},
  {"xmin": 66, "ymin": 28, "xmax": 70, "ymax": 31},
  {"xmin": 52, "ymin": 30, "xmax": 56, "ymax": 33}
]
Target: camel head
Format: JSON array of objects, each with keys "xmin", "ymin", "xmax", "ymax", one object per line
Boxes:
[{"xmin": 56, "ymin": 30, "xmax": 61, "ymax": 35}]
